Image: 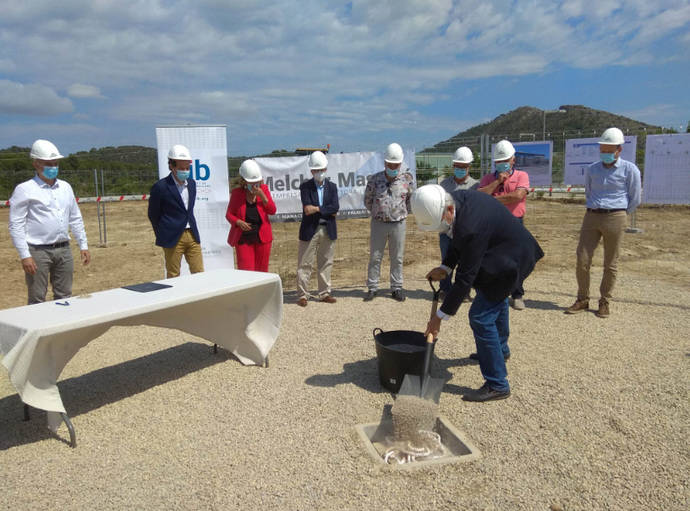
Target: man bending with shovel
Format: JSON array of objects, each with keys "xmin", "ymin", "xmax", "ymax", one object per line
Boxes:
[{"xmin": 410, "ymin": 185, "xmax": 543, "ymax": 402}]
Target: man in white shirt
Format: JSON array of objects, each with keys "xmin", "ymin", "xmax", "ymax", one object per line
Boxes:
[{"xmin": 8, "ymin": 139, "xmax": 90, "ymax": 304}]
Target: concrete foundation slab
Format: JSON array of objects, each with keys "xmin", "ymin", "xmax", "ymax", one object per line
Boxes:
[{"xmin": 355, "ymin": 415, "xmax": 481, "ymax": 470}]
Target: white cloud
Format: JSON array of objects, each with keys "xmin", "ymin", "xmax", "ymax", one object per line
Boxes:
[
  {"xmin": 631, "ymin": 4, "xmax": 690, "ymax": 46},
  {"xmin": 0, "ymin": 58, "xmax": 15, "ymax": 72},
  {"xmin": 67, "ymin": 83, "xmax": 105, "ymax": 99},
  {"xmin": 0, "ymin": 1, "xmax": 688, "ymax": 153},
  {"xmin": 0, "ymin": 80, "xmax": 73, "ymax": 116}
]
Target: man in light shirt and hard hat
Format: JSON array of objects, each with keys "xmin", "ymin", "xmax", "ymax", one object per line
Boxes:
[
  {"xmin": 478, "ymin": 139, "xmax": 531, "ymax": 310},
  {"xmin": 438, "ymin": 146, "xmax": 479, "ymax": 299},
  {"xmin": 296, "ymin": 151, "xmax": 340, "ymax": 306},
  {"xmin": 363, "ymin": 143, "xmax": 415, "ymax": 302},
  {"xmin": 411, "ymin": 184, "xmax": 543, "ymax": 401},
  {"xmin": 9, "ymin": 139, "xmax": 91, "ymax": 304},
  {"xmin": 565, "ymin": 127, "xmax": 641, "ymax": 318},
  {"xmin": 148, "ymin": 144, "xmax": 204, "ymax": 278}
]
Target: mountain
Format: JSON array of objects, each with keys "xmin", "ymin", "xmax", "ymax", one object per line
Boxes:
[{"xmin": 424, "ymin": 105, "xmax": 661, "ymax": 153}]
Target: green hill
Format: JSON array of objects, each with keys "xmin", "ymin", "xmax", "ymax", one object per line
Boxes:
[{"xmin": 425, "ymin": 105, "xmax": 661, "ymax": 153}]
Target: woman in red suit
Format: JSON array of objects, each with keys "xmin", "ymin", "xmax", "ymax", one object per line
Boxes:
[{"xmin": 226, "ymin": 160, "xmax": 277, "ymax": 272}]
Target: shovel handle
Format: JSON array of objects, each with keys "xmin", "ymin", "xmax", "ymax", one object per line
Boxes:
[
  {"xmin": 428, "ymin": 278, "xmax": 440, "ymax": 321},
  {"xmin": 426, "ymin": 332, "xmax": 435, "ymax": 344}
]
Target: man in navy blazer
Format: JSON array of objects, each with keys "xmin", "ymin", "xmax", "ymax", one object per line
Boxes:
[
  {"xmin": 148, "ymin": 144, "xmax": 204, "ymax": 278},
  {"xmin": 412, "ymin": 185, "xmax": 544, "ymax": 402},
  {"xmin": 296, "ymin": 151, "xmax": 339, "ymax": 306}
]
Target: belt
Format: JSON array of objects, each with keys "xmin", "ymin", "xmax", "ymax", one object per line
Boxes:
[
  {"xmin": 587, "ymin": 208, "xmax": 626, "ymax": 214},
  {"xmin": 29, "ymin": 241, "xmax": 69, "ymax": 249}
]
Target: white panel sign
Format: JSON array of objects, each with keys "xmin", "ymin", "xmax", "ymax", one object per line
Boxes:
[
  {"xmin": 564, "ymin": 136, "xmax": 637, "ymax": 185},
  {"xmin": 155, "ymin": 125, "xmax": 233, "ymax": 273},
  {"xmin": 642, "ymin": 133, "xmax": 690, "ymax": 204},
  {"xmin": 256, "ymin": 149, "xmax": 417, "ymax": 221}
]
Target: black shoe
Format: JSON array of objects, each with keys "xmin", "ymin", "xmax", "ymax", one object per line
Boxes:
[
  {"xmin": 363, "ymin": 290, "xmax": 378, "ymax": 302},
  {"xmin": 391, "ymin": 289, "xmax": 405, "ymax": 302},
  {"xmin": 463, "ymin": 383, "xmax": 511, "ymax": 402},
  {"xmin": 469, "ymin": 352, "xmax": 510, "ymax": 361}
]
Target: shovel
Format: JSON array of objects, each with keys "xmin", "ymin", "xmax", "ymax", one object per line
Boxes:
[{"xmin": 397, "ymin": 278, "xmax": 445, "ymax": 404}]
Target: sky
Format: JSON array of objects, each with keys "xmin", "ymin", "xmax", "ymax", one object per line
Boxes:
[{"xmin": 1, "ymin": 0, "xmax": 689, "ymax": 156}]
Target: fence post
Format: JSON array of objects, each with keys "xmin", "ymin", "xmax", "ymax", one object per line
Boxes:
[
  {"xmin": 94, "ymin": 169, "xmax": 103, "ymax": 245},
  {"xmin": 626, "ymin": 211, "xmax": 643, "ymax": 234},
  {"xmin": 100, "ymin": 168, "xmax": 108, "ymax": 245}
]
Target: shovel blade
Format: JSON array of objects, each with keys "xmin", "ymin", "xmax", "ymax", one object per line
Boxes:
[{"xmin": 398, "ymin": 373, "xmax": 445, "ymax": 404}]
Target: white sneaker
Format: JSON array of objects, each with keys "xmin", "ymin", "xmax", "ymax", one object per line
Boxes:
[{"xmin": 510, "ymin": 297, "xmax": 525, "ymax": 310}]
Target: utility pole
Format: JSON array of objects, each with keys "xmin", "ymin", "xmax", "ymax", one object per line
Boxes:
[{"xmin": 543, "ymin": 109, "xmax": 566, "ymax": 140}]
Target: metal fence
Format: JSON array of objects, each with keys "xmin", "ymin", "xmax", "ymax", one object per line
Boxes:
[
  {"xmin": 416, "ymin": 124, "xmax": 663, "ymax": 183},
  {"xmin": 0, "ymin": 124, "xmax": 669, "ymax": 199}
]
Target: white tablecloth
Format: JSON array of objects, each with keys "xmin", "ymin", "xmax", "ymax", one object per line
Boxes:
[{"xmin": 0, "ymin": 269, "xmax": 283, "ymax": 415}]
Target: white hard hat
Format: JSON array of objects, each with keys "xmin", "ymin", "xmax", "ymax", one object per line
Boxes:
[
  {"xmin": 384, "ymin": 142, "xmax": 404, "ymax": 164},
  {"xmin": 452, "ymin": 146, "xmax": 473, "ymax": 164},
  {"xmin": 239, "ymin": 159, "xmax": 262, "ymax": 182},
  {"xmin": 493, "ymin": 140, "xmax": 515, "ymax": 161},
  {"xmin": 308, "ymin": 150, "xmax": 328, "ymax": 170},
  {"xmin": 30, "ymin": 139, "xmax": 64, "ymax": 160},
  {"xmin": 168, "ymin": 144, "xmax": 192, "ymax": 161},
  {"xmin": 598, "ymin": 127, "xmax": 625, "ymax": 146},
  {"xmin": 411, "ymin": 184, "xmax": 447, "ymax": 232}
]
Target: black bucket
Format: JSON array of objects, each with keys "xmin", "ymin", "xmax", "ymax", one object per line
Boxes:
[{"xmin": 373, "ymin": 328, "xmax": 435, "ymax": 393}]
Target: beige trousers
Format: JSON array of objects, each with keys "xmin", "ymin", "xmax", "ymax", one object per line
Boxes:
[
  {"xmin": 296, "ymin": 226, "xmax": 336, "ymax": 299},
  {"xmin": 163, "ymin": 229, "xmax": 204, "ymax": 278},
  {"xmin": 575, "ymin": 210, "xmax": 627, "ymax": 303}
]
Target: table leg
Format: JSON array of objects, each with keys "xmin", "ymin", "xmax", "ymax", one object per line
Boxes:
[
  {"xmin": 23, "ymin": 404, "xmax": 30, "ymax": 421},
  {"xmin": 60, "ymin": 413, "xmax": 77, "ymax": 448},
  {"xmin": 264, "ymin": 355, "xmax": 269, "ymax": 368}
]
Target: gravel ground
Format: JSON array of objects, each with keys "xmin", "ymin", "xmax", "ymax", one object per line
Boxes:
[{"xmin": 1, "ymin": 264, "xmax": 688, "ymax": 510}]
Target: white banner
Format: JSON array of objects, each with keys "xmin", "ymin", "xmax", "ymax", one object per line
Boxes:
[
  {"xmin": 255, "ymin": 149, "xmax": 417, "ymax": 220},
  {"xmin": 643, "ymin": 133, "xmax": 690, "ymax": 204},
  {"xmin": 564, "ymin": 136, "xmax": 637, "ymax": 185},
  {"xmin": 155, "ymin": 125, "xmax": 233, "ymax": 273}
]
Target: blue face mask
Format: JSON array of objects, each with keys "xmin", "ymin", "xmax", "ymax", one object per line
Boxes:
[
  {"xmin": 385, "ymin": 167, "xmax": 399, "ymax": 178},
  {"xmin": 454, "ymin": 168, "xmax": 467, "ymax": 179},
  {"xmin": 42, "ymin": 166, "xmax": 59, "ymax": 179},
  {"xmin": 495, "ymin": 162, "xmax": 511, "ymax": 174},
  {"xmin": 176, "ymin": 170, "xmax": 191, "ymax": 181},
  {"xmin": 600, "ymin": 152, "xmax": 616, "ymax": 164}
]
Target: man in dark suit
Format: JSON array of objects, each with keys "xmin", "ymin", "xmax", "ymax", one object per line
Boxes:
[
  {"xmin": 411, "ymin": 185, "xmax": 544, "ymax": 402},
  {"xmin": 296, "ymin": 151, "xmax": 339, "ymax": 306},
  {"xmin": 148, "ymin": 144, "xmax": 204, "ymax": 278}
]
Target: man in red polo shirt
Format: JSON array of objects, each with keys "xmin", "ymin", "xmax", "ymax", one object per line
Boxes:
[{"xmin": 478, "ymin": 140, "xmax": 530, "ymax": 310}]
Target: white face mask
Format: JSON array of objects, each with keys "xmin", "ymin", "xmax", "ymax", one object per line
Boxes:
[{"xmin": 314, "ymin": 171, "xmax": 326, "ymax": 182}]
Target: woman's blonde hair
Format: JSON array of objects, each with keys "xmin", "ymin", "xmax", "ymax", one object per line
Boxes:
[{"xmin": 230, "ymin": 176, "xmax": 245, "ymax": 190}]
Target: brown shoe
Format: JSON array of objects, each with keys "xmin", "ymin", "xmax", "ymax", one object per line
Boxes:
[
  {"xmin": 565, "ymin": 299, "xmax": 589, "ymax": 314},
  {"xmin": 320, "ymin": 295, "xmax": 337, "ymax": 304},
  {"xmin": 297, "ymin": 297, "xmax": 308, "ymax": 307},
  {"xmin": 596, "ymin": 300, "xmax": 610, "ymax": 318}
]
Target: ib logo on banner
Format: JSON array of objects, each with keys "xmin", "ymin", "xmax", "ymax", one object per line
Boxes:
[{"xmin": 192, "ymin": 159, "xmax": 210, "ymax": 180}]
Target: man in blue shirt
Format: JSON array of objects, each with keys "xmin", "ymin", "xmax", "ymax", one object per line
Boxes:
[{"xmin": 566, "ymin": 127, "xmax": 641, "ymax": 318}]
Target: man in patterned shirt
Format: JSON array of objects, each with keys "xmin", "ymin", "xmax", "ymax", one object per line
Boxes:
[{"xmin": 363, "ymin": 143, "xmax": 415, "ymax": 302}]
